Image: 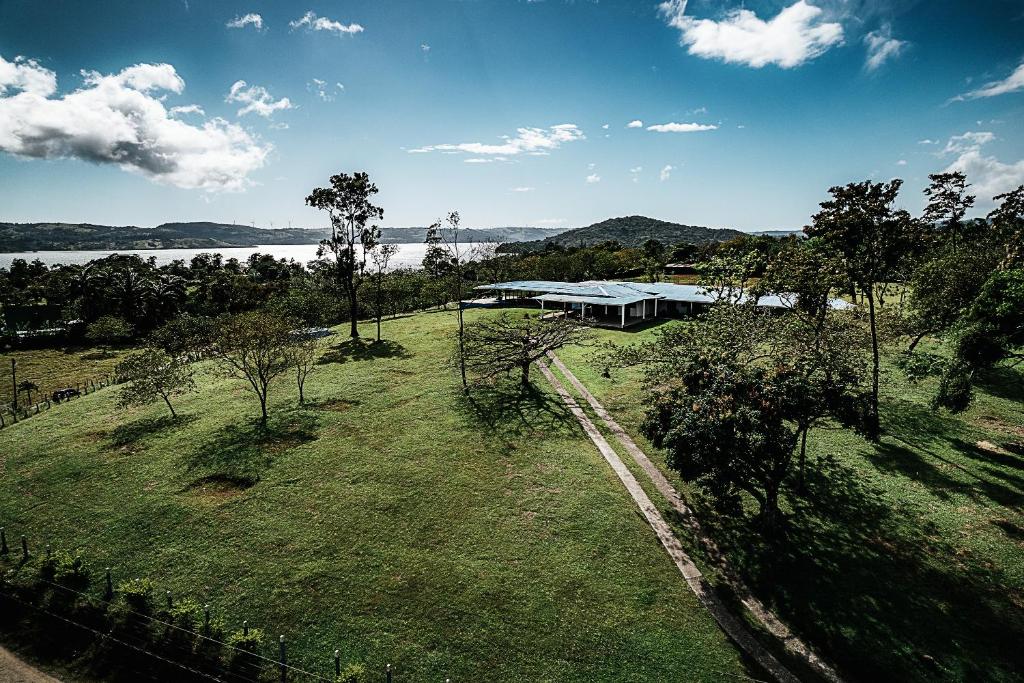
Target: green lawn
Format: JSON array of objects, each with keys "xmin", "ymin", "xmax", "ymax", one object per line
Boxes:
[
  {"xmin": 0, "ymin": 310, "xmax": 753, "ymax": 682},
  {"xmin": 556, "ymin": 319, "xmax": 1024, "ymax": 682},
  {"xmin": 0, "ymin": 346, "xmax": 127, "ymax": 408}
]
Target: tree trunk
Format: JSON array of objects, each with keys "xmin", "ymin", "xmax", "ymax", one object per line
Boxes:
[
  {"xmin": 259, "ymin": 392, "xmax": 268, "ymax": 426},
  {"xmin": 520, "ymin": 361, "xmax": 531, "ymax": 388},
  {"xmin": 348, "ymin": 287, "xmax": 359, "ymax": 339},
  {"xmin": 298, "ymin": 377, "xmax": 305, "ymax": 405},
  {"xmin": 162, "ymin": 393, "xmax": 177, "ymax": 419},
  {"xmin": 865, "ymin": 288, "xmax": 881, "ymax": 441},
  {"xmin": 907, "ymin": 329, "xmax": 928, "ymax": 353},
  {"xmin": 797, "ymin": 424, "xmax": 809, "ymax": 491}
]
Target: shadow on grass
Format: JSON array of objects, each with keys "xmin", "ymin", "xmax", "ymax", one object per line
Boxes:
[
  {"xmin": 458, "ymin": 379, "xmax": 575, "ymax": 440},
  {"xmin": 974, "ymin": 364, "xmax": 1024, "ymax": 404},
  {"xmin": 181, "ymin": 409, "xmax": 319, "ymax": 487},
  {"xmin": 701, "ymin": 454, "xmax": 1024, "ymax": 682},
  {"xmin": 318, "ymin": 338, "xmax": 410, "ymax": 364},
  {"xmin": 108, "ymin": 414, "xmax": 198, "ymax": 449}
]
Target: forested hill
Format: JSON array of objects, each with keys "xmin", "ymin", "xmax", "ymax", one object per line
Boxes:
[
  {"xmin": 499, "ymin": 215, "xmax": 746, "ymax": 252},
  {"xmin": 0, "ymin": 222, "xmax": 565, "ymax": 251}
]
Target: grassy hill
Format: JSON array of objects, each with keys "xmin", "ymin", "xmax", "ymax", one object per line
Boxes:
[
  {"xmin": 0, "ymin": 223, "xmax": 564, "ymax": 252},
  {"xmin": 0, "ymin": 311, "xmax": 750, "ymax": 681},
  {"xmin": 500, "ymin": 216, "xmax": 746, "ymax": 252}
]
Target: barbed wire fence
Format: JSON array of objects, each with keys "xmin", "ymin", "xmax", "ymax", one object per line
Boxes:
[
  {"xmin": 0, "ymin": 530, "xmax": 409, "ymax": 683},
  {"xmin": 0, "ymin": 372, "xmax": 118, "ymax": 429}
]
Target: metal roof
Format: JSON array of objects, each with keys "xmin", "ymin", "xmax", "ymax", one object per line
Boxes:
[{"xmin": 475, "ymin": 280, "xmax": 854, "ymax": 310}]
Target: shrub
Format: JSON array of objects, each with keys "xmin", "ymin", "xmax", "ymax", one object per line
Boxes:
[
  {"xmin": 117, "ymin": 577, "xmax": 154, "ymax": 612},
  {"xmin": 336, "ymin": 662, "xmax": 368, "ymax": 683},
  {"xmin": 39, "ymin": 548, "xmax": 90, "ymax": 590}
]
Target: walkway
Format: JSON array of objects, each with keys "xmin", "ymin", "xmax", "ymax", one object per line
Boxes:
[
  {"xmin": 0, "ymin": 647, "xmax": 61, "ymax": 683},
  {"xmin": 539, "ymin": 352, "xmax": 844, "ymax": 683}
]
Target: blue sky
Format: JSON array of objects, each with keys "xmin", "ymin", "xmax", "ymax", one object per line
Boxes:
[{"xmin": 1, "ymin": 0, "xmax": 1022, "ymax": 232}]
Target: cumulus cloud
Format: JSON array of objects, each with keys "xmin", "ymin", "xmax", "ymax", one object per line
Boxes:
[
  {"xmin": 227, "ymin": 13, "xmax": 263, "ymax": 30},
  {"xmin": 0, "ymin": 54, "xmax": 269, "ymax": 191},
  {"xmin": 409, "ymin": 124, "xmax": 584, "ymax": 157},
  {"xmin": 627, "ymin": 119, "xmax": 643, "ymax": 128},
  {"xmin": 658, "ymin": 0, "xmax": 843, "ymax": 69},
  {"xmin": 586, "ymin": 173, "xmax": 601, "ymax": 183},
  {"xmin": 290, "ymin": 11, "xmax": 364, "ymax": 36},
  {"xmin": 660, "ymin": 164, "xmax": 674, "ymax": 181},
  {"xmin": 940, "ymin": 131, "xmax": 1024, "ymax": 204},
  {"xmin": 647, "ymin": 121, "xmax": 718, "ymax": 133},
  {"xmin": 511, "ymin": 186, "xmax": 535, "ymax": 192},
  {"xmin": 953, "ymin": 61, "xmax": 1024, "ymax": 101},
  {"xmin": 170, "ymin": 104, "xmax": 205, "ymax": 116},
  {"xmin": 225, "ymin": 81, "xmax": 294, "ymax": 118},
  {"xmin": 863, "ymin": 25, "xmax": 907, "ymax": 71},
  {"xmin": 308, "ymin": 79, "xmax": 344, "ymax": 102}
]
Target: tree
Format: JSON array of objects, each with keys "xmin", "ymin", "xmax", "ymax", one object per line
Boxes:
[
  {"xmin": 462, "ymin": 312, "xmax": 590, "ymax": 388},
  {"xmin": 86, "ymin": 315, "xmax": 134, "ymax": 350},
  {"xmin": 305, "ymin": 172, "xmax": 385, "ymax": 338},
  {"xmin": 923, "ymin": 171, "xmax": 975, "ymax": 252},
  {"xmin": 806, "ymin": 179, "xmax": 919, "ymax": 439},
  {"xmin": 211, "ymin": 311, "xmax": 294, "ymax": 425},
  {"xmin": 438, "ymin": 212, "xmax": 471, "ymax": 389},
  {"xmin": 286, "ymin": 331, "xmax": 322, "ymax": 405},
  {"xmin": 368, "ymin": 242, "xmax": 399, "ymax": 341},
  {"xmin": 18, "ymin": 380, "xmax": 38, "ymax": 408},
  {"xmin": 115, "ymin": 349, "xmax": 196, "ymax": 419}
]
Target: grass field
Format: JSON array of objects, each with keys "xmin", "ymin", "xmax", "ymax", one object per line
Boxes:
[
  {"xmin": 0, "ymin": 310, "xmax": 754, "ymax": 682},
  {"xmin": 556, "ymin": 320, "xmax": 1024, "ymax": 682},
  {"xmin": 0, "ymin": 346, "xmax": 127, "ymax": 408}
]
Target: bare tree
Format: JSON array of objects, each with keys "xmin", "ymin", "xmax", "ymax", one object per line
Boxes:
[
  {"xmin": 435, "ymin": 211, "xmax": 472, "ymax": 388},
  {"xmin": 368, "ymin": 242, "xmax": 399, "ymax": 341},
  {"xmin": 211, "ymin": 311, "xmax": 294, "ymax": 425},
  {"xmin": 287, "ymin": 331, "xmax": 322, "ymax": 405},
  {"xmin": 462, "ymin": 312, "xmax": 590, "ymax": 388}
]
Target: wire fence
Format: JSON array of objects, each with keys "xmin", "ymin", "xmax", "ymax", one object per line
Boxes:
[
  {"xmin": 0, "ymin": 530, "xmax": 407, "ymax": 683},
  {"xmin": 0, "ymin": 373, "xmax": 118, "ymax": 429}
]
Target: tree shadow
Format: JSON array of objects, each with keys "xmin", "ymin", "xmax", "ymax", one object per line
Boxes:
[
  {"xmin": 318, "ymin": 338, "xmax": 410, "ymax": 364},
  {"xmin": 108, "ymin": 414, "xmax": 198, "ymax": 449},
  {"xmin": 458, "ymin": 380, "xmax": 575, "ymax": 440},
  {"xmin": 702, "ymin": 455, "xmax": 1024, "ymax": 682},
  {"xmin": 181, "ymin": 410, "xmax": 319, "ymax": 486},
  {"xmin": 974, "ymin": 364, "xmax": 1024, "ymax": 404}
]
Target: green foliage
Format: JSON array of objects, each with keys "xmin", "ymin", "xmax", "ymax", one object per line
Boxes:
[
  {"xmin": 86, "ymin": 314, "xmax": 133, "ymax": 347},
  {"xmin": 896, "ymin": 351, "xmax": 945, "ymax": 382},
  {"xmin": 117, "ymin": 577, "xmax": 154, "ymax": 612},
  {"xmin": 336, "ymin": 662, "xmax": 367, "ymax": 683},
  {"xmin": 39, "ymin": 548, "xmax": 90, "ymax": 588},
  {"xmin": 116, "ymin": 347, "xmax": 196, "ymax": 418},
  {"xmin": 226, "ymin": 627, "xmax": 265, "ymax": 651}
]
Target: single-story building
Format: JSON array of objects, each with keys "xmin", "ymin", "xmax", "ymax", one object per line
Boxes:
[{"xmin": 472, "ymin": 280, "xmax": 854, "ymax": 329}]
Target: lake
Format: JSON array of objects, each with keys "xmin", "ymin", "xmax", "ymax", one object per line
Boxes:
[{"xmin": 0, "ymin": 243, "xmax": 448, "ymax": 272}]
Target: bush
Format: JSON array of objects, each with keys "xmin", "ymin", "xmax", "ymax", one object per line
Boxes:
[
  {"xmin": 117, "ymin": 577, "xmax": 154, "ymax": 612},
  {"xmin": 896, "ymin": 351, "xmax": 945, "ymax": 382},
  {"xmin": 336, "ymin": 662, "xmax": 367, "ymax": 683},
  {"xmin": 39, "ymin": 548, "xmax": 90, "ymax": 590},
  {"xmin": 86, "ymin": 315, "xmax": 134, "ymax": 348}
]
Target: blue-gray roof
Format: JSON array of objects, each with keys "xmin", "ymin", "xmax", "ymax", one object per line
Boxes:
[{"xmin": 475, "ymin": 280, "xmax": 854, "ymax": 310}]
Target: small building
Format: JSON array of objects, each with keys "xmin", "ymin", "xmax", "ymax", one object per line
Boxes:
[{"xmin": 472, "ymin": 280, "xmax": 853, "ymax": 329}]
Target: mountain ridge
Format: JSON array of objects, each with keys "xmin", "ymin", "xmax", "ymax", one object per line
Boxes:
[{"xmin": 498, "ymin": 215, "xmax": 747, "ymax": 252}]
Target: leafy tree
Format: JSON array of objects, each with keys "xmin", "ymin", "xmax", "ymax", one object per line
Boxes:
[
  {"xmin": 211, "ymin": 311, "xmax": 294, "ymax": 425},
  {"xmin": 462, "ymin": 312, "xmax": 589, "ymax": 388},
  {"xmin": 696, "ymin": 251, "xmax": 763, "ymax": 303},
  {"xmin": 437, "ymin": 212, "xmax": 471, "ymax": 389},
  {"xmin": 806, "ymin": 179, "xmax": 920, "ymax": 439},
  {"xmin": 305, "ymin": 172, "xmax": 385, "ymax": 338},
  {"xmin": 923, "ymin": 171, "xmax": 975, "ymax": 251},
  {"xmin": 86, "ymin": 315, "xmax": 133, "ymax": 350},
  {"xmin": 115, "ymin": 349, "xmax": 196, "ymax": 419},
  {"xmin": 368, "ymin": 242, "xmax": 399, "ymax": 341},
  {"xmin": 988, "ymin": 185, "xmax": 1024, "ymax": 269}
]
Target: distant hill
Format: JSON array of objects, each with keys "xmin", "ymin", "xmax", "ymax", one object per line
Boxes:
[
  {"xmin": 752, "ymin": 229, "xmax": 803, "ymax": 238},
  {"xmin": 0, "ymin": 222, "xmax": 565, "ymax": 252},
  {"xmin": 500, "ymin": 215, "xmax": 746, "ymax": 252}
]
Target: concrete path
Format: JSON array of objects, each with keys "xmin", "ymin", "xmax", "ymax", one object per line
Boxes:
[
  {"xmin": 536, "ymin": 359, "xmax": 800, "ymax": 683},
  {"xmin": 545, "ymin": 351, "xmax": 843, "ymax": 683}
]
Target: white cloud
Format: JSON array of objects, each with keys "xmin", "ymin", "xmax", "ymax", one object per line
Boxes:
[
  {"xmin": 586, "ymin": 173, "xmax": 601, "ymax": 183},
  {"xmin": 601, "ymin": 123, "xmax": 610, "ymax": 129},
  {"xmin": 660, "ymin": 164, "xmax": 674, "ymax": 181},
  {"xmin": 290, "ymin": 11, "xmax": 364, "ymax": 36},
  {"xmin": 918, "ymin": 138, "xmax": 937, "ymax": 145},
  {"xmin": 421, "ymin": 43, "xmax": 431, "ymax": 52},
  {"xmin": 169, "ymin": 104, "xmax": 204, "ymax": 116},
  {"xmin": 226, "ymin": 80, "xmax": 295, "ymax": 118},
  {"xmin": 953, "ymin": 61, "xmax": 1024, "ymax": 101},
  {"xmin": 629, "ymin": 166, "xmax": 643, "ymax": 183},
  {"xmin": 646, "ymin": 121, "xmax": 718, "ymax": 133},
  {"xmin": 307, "ymin": 79, "xmax": 344, "ymax": 102},
  {"xmin": 896, "ymin": 159, "xmax": 907, "ymax": 166},
  {"xmin": 940, "ymin": 131, "xmax": 1024, "ymax": 203},
  {"xmin": 0, "ymin": 54, "xmax": 269, "ymax": 191},
  {"xmin": 511, "ymin": 186, "xmax": 535, "ymax": 192},
  {"xmin": 658, "ymin": 0, "xmax": 843, "ymax": 69},
  {"xmin": 863, "ymin": 25, "xmax": 907, "ymax": 71},
  {"xmin": 226, "ymin": 13, "xmax": 263, "ymax": 31},
  {"xmin": 410, "ymin": 124, "xmax": 584, "ymax": 157},
  {"xmin": 627, "ymin": 119, "xmax": 644, "ymax": 128}
]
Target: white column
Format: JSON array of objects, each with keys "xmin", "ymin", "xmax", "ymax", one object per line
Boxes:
[
  {"xmin": 654, "ymin": 298, "xmax": 658, "ymax": 317},
  {"xmin": 621, "ymin": 304, "xmax": 626, "ymax": 328},
  {"xmin": 642, "ymin": 299, "xmax": 647, "ymax": 320}
]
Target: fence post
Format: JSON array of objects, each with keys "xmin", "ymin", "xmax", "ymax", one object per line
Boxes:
[
  {"xmin": 334, "ymin": 649, "xmax": 340, "ymax": 677},
  {"xmin": 166, "ymin": 590, "xmax": 173, "ymax": 610},
  {"xmin": 0, "ymin": 527, "xmax": 7, "ymax": 554},
  {"xmin": 243, "ymin": 620, "xmax": 249, "ymax": 636},
  {"xmin": 105, "ymin": 568, "xmax": 113, "ymax": 600},
  {"xmin": 386, "ymin": 663, "xmax": 392, "ymax": 683},
  {"xmin": 204, "ymin": 604, "xmax": 211, "ymax": 636},
  {"xmin": 278, "ymin": 635, "xmax": 287, "ymax": 683},
  {"xmin": 45, "ymin": 544, "xmax": 51, "ymax": 559},
  {"xmin": 20, "ymin": 535, "xmax": 28, "ymax": 561}
]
